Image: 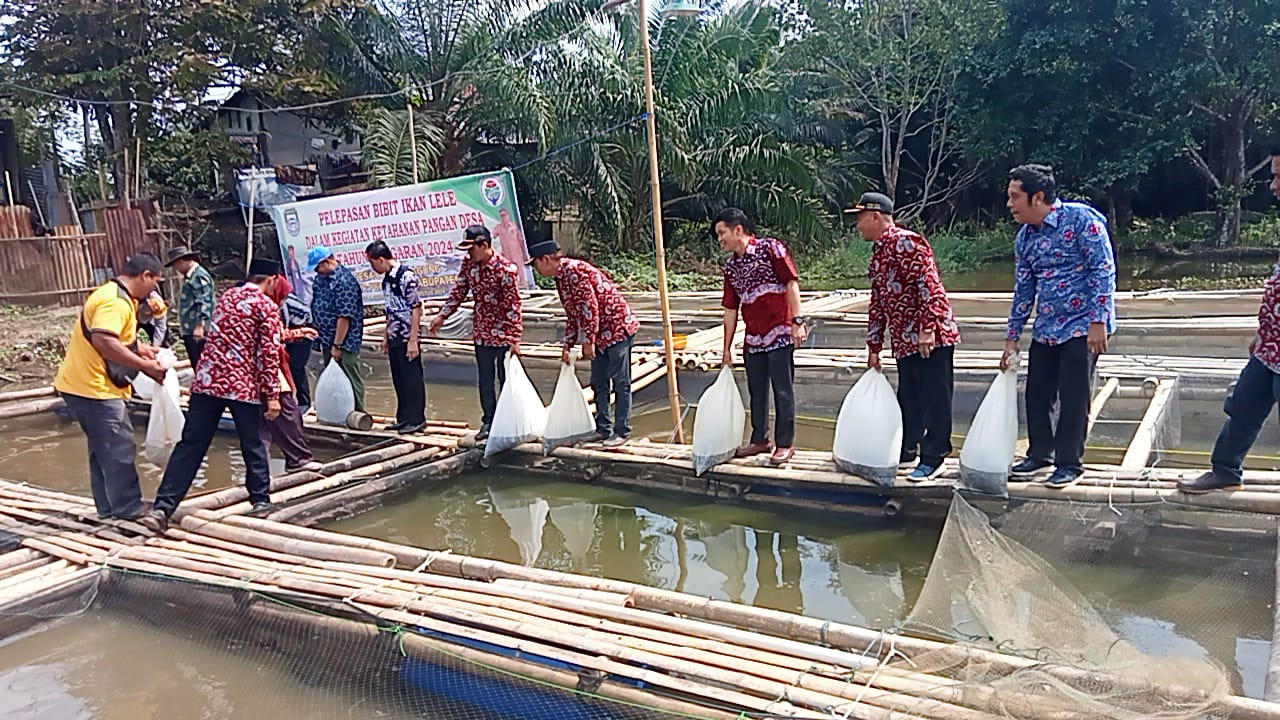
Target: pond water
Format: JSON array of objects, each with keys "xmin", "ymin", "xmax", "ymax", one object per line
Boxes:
[{"xmin": 329, "ymin": 471, "xmax": 1275, "ymax": 699}]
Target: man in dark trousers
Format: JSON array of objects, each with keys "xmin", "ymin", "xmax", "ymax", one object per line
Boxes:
[
  {"xmin": 1000, "ymin": 164, "xmax": 1116, "ymax": 488},
  {"xmin": 54, "ymin": 253, "xmax": 168, "ymax": 520},
  {"xmin": 716, "ymin": 207, "xmax": 808, "ymax": 466},
  {"xmin": 852, "ymin": 192, "xmax": 961, "ymax": 481},
  {"xmin": 529, "ymin": 239, "xmax": 641, "ymax": 446},
  {"xmin": 429, "ymin": 225, "xmax": 523, "ymax": 441},
  {"xmin": 367, "ymin": 240, "xmax": 426, "ymax": 434},
  {"xmin": 167, "ymin": 246, "xmax": 215, "ymax": 367},
  {"xmin": 1180, "ymin": 148, "xmax": 1280, "ymax": 493},
  {"xmin": 141, "ymin": 258, "xmax": 285, "ymax": 532}
]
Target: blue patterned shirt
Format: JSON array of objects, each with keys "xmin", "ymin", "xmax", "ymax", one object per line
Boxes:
[
  {"xmin": 1007, "ymin": 201, "xmax": 1116, "ymax": 345},
  {"xmin": 311, "ymin": 264, "xmax": 364, "ymax": 353},
  {"xmin": 381, "ymin": 263, "xmax": 422, "ymax": 345}
]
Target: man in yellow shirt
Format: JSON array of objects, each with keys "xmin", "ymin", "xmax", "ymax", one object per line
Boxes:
[{"xmin": 54, "ymin": 253, "xmax": 168, "ymax": 520}]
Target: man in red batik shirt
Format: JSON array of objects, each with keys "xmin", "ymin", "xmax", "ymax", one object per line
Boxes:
[
  {"xmin": 141, "ymin": 258, "xmax": 285, "ymax": 532},
  {"xmin": 529, "ymin": 239, "xmax": 640, "ymax": 447},
  {"xmin": 430, "ymin": 225, "xmax": 523, "ymax": 441},
  {"xmin": 1181, "ymin": 149, "xmax": 1280, "ymax": 493},
  {"xmin": 850, "ymin": 192, "xmax": 961, "ymax": 482},
  {"xmin": 717, "ymin": 207, "xmax": 808, "ymax": 466}
]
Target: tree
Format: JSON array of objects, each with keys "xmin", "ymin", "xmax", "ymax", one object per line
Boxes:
[
  {"xmin": 1174, "ymin": 0, "xmax": 1280, "ymax": 245},
  {"xmin": 0, "ymin": 0, "xmax": 344, "ymax": 199},
  {"xmin": 535, "ymin": 1, "xmax": 826, "ymax": 250},
  {"xmin": 788, "ymin": 0, "xmax": 998, "ymax": 224}
]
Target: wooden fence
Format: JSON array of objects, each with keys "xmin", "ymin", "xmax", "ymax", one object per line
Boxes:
[{"xmin": 0, "ymin": 206, "xmax": 161, "ymax": 306}]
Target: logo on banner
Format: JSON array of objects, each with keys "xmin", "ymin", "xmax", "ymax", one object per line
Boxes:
[
  {"xmin": 480, "ymin": 176, "xmax": 504, "ymax": 207},
  {"xmin": 284, "ymin": 208, "xmax": 301, "ymax": 237}
]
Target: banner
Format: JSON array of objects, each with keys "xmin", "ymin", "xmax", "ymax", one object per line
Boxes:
[{"xmin": 271, "ymin": 169, "xmax": 533, "ymax": 305}]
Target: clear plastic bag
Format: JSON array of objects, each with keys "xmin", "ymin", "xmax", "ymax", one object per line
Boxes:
[
  {"xmin": 144, "ymin": 350, "xmax": 184, "ymax": 467},
  {"xmin": 692, "ymin": 365, "xmax": 746, "ymax": 476},
  {"xmin": 542, "ymin": 359, "xmax": 596, "ymax": 453},
  {"xmin": 832, "ymin": 368, "xmax": 903, "ymax": 487},
  {"xmin": 314, "ymin": 358, "xmax": 355, "ymax": 425},
  {"xmin": 485, "ymin": 354, "xmax": 547, "ymax": 457},
  {"xmin": 959, "ymin": 355, "xmax": 1020, "ymax": 497},
  {"xmin": 131, "ymin": 372, "xmax": 156, "ymax": 401}
]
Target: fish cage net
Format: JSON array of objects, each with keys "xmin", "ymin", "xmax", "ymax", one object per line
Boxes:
[
  {"xmin": 0, "ymin": 569, "xmax": 766, "ymax": 720},
  {"xmin": 898, "ymin": 492, "xmax": 1276, "ymax": 719}
]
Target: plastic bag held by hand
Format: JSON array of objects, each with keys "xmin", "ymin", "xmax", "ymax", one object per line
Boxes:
[
  {"xmin": 959, "ymin": 354, "xmax": 1020, "ymax": 497},
  {"xmin": 832, "ymin": 368, "xmax": 903, "ymax": 487},
  {"xmin": 315, "ymin": 358, "xmax": 355, "ymax": 425},
  {"xmin": 543, "ymin": 359, "xmax": 596, "ymax": 453},
  {"xmin": 485, "ymin": 354, "xmax": 548, "ymax": 457},
  {"xmin": 692, "ymin": 365, "xmax": 746, "ymax": 476},
  {"xmin": 144, "ymin": 349, "xmax": 184, "ymax": 467}
]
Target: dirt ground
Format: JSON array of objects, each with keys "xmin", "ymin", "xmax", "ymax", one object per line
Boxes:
[{"xmin": 0, "ymin": 304, "xmax": 80, "ymax": 390}]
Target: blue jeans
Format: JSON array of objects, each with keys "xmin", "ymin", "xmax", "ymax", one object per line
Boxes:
[
  {"xmin": 62, "ymin": 394, "xmax": 144, "ymax": 518},
  {"xmin": 591, "ymin": 335, "xmax": 634, "ymax": 437},
  {"xmin": 1212, "ymin": 356, "xmax": 1280, "ymax": 482}
]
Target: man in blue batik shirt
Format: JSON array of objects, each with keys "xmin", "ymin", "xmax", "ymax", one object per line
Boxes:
[
  {"xmin": 308, "ymin": 245, "xmax": 366, "ymax": 412},
  {"xmin": 999, "ymin": 164, "xmax": 1116, "ymax": 488}
]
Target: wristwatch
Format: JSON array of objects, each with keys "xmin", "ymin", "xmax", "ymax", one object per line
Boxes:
[{"xmin": 792, "ymin": 316, "xmax": 809, "ymax": 326}]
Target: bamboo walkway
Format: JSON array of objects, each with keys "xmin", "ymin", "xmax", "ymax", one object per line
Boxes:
[{"xmin": 0, "ymin": 478, "xmax": 1275, "ymax": 720}]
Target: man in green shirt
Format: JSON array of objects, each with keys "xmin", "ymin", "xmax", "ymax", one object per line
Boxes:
[{"xmin": 166, "ymin": 246, "xmax": 215, "ymax": 367}]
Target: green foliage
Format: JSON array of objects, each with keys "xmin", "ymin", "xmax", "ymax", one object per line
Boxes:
[
  {"xmin": 145, "ymin": 127, "xmax": 249, "ymax": 199},
  {"xmin": 361, "ymin": 107, "xmax": 446, "ymax": 188}
]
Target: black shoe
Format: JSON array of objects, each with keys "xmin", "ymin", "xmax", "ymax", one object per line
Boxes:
[
  {"xmin": 398, "ymin": 422, "xmax": 426, "ymax": 435},
  {"xmin": 590, "ymin": 430, "xmax": 610, "ymax": 442},
  {"xmin": 138, "ymin": 509, "xmax": 168, "ymax": 533},
  {"xmin": 1177, "ymin": 470, "xmax": 1243, "ymax": 494},
  {"xmin": 1045, "ymin": 467, "xmax": 1083, "ymax": 489},
  {"xmin": 1010, "ymin": 458, "xmax": 1053, "ymax": 479},
  {"xmin": 250, "ymin": 501, "xmax": 273, "ymax": 514},
  {"xmin": 386, "ymin": 421, "xmax": 407, "ymax": 432},
  {"xmin": 475, "ymin": 424, "xmax": 491, "ymax": 442}
]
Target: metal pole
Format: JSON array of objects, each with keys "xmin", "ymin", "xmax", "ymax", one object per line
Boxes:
[{"xmin": 638, "ymin": 0, "xmax": 685, "ymax": 443}]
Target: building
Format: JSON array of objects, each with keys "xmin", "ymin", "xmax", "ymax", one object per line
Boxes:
[{"xmin": 213, "ymin": 90, "xmax": 367, "ymax": 193}]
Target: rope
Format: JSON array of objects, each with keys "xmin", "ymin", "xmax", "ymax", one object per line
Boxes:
[{"xmin": 509, "ymin": 112, "xmax": 650, "ymax": 171}]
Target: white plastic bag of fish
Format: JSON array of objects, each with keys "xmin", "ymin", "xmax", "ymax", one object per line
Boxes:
[
  {"xmin": 485, "ymin": 354, "xmax": 548, "ymax": 457},
  {"xmin": 543, "ymin": 358, "xmax": 596, "ymax": 453},
  {"xmin": 832, "ymin": 368, "xmax": 902, "ymax": 487},
  {"xmin": 692, "ymin": 365, "xmax": 746, "ymax": 476},
  {"xmin": 959, "ymin": 354, "xmax": 1020, "ymax": 498},
  {"xmin": 144, "ymin": 349, "xmax": 184, "ymax": 467},
  {"xmin": 314, "ymin": 358, "xmax": 355, "ymax": 425}
]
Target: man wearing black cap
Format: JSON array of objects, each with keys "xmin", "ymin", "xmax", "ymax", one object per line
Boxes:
[
  {"xmin": 141, "ymin": 257, "xmax": 285, "ymax": 532},
  {"xmin": 166, "ymin": 245, "xmax": 215, "ymax": 367},
  {"xmin": 429, "ymin": 225, "xmax": 523, "ymax": 440},
  {"xmin": 529, "ymin": 239, "xmax": 640, "ymax": 446},
  {"xmin": 849, "ymin": 192, "xmax": 960, "ymax": 481}
]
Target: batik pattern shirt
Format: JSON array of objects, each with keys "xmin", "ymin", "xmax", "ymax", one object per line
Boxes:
[
  {"xmin": 178, "ymin": 263, "xmax": 215, "ymax": 335},
  {"xmin": 722, "ymin": 237, "xmax": 800, "ymax": 354},
  {"xmin": 555, "ymin": 258, "xmax": 639, "ymax": 349},
  {"xmin": 382, "ymin": 263, "xmax": 422, "ymax": 346},
  {"xmin": 311, "ymin": 264, "xmax": 364, "ymax": 353},
  {"xmin": 1254, "ymin": 266, "xmax": 1280, "ymax": 373},
  {"xmin": 1007, "ymin": 201, "xmax": 1117, "ymax": 345},
  {"xmin": 867, "ymin": 226, "xmax": 960, "ymax": 358},
  {"xmin": 192, "ymin": 284, "xmax": 281, "ymax": 404},
  {"xmin": 440, "ymin": 254, "xmax": 523, "ymax": 347}
]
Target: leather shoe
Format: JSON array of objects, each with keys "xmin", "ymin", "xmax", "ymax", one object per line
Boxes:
[
  {"xmin": 769, "ymin": 446, "xmax": 795, "ymax": 465},
  {"xmin": 250, "ymin": 501, "xmax": 273, "ymax": 514},
  {"xmin": 138, "ymin": 509, "xmax": 168, "ymax": 533},
  {"xmin": 735, "ymin": 441, "xmax": 773, "ymax": 458},
  {"xmin": 1177, "ymin": 470, "xmax": 1243, "ymax": 494}
]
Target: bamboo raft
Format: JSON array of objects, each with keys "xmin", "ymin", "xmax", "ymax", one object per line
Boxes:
[{"xmin": 0, "ymin": 478, "xmax": 1274, "ymax": 720}]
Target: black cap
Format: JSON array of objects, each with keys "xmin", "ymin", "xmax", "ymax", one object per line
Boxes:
[
  {"xmin": 164, "ymin": 245, "xmax": 199, "ymax": 266},
  {"xmin": 457, "ymin": 225, "xmax": 492, "ymax": 250},
  {"xmin": 844, "ymin": 192, "xmax": 894, "ymax": 215},
  {"xmin": 248, "ymin": 258, "xmax": 281, "ymax": 277},
  {"xmin": 525, "ymin": 239, "xmax": 561, "ymax": 265}
]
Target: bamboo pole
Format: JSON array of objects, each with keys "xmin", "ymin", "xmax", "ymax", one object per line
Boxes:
[
  {"xmin": 1121, "ymin": 377, "xmax": 1177, "ymax": 469},
  {"xmin": 406, "ymin": 98, "xmax": 419, "ymax": 183}
]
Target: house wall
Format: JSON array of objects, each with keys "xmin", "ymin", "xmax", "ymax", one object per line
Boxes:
[{"xmin": 216, "ymin": 95, "xmax": 361, "ymax": 168}]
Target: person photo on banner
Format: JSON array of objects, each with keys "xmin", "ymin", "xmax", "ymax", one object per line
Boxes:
[{"xmin": 493, "ymin": 208, "xmax": 533, "ymax": 288}]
